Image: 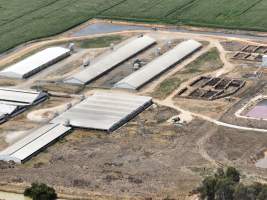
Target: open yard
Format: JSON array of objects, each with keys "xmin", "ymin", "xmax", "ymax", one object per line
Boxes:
[
  {"xmin": 1, "ymin": 13, "xmax": 267, "ymax": 198},
  {"xmin": 1, "ymin": 0, "xmax": 267, "ymax": 53},
  {"xmin": 151, "ymin": 47, "xmax": 224, "ymax": 99}
]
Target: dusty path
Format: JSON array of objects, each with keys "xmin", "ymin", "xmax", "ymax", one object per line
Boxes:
[
  {"xmin": 2, "ymin": 21, "xmax": 267, "ymax": 200},
  {"xmin": 147, "ymin": 40, "xmax": 267, "ymax": 164},
  {"xmin": 27, "ymin": 98, "xmax": 81, "ymax": 123},
  {"xmin": 15, "ymin": 47, "xmax": 107, "ymax": 89},
  {"xmin": 154, "ymin": 97, "xmax": 267, "ymax": 167},
  {"xmin": 141, "ymin": 42, "xmax": 213, "ymax": 94},
  {"xmin": 234, "ymin": 94, "xmax": 267, "ymax": 121},
  {"xmin": 143, "ymin": 39, "xmax": 234, "ymax": 98},
  {"xmin": 213, "ymin": 40, "xmax": 235, "ymax": 77},
  {"xmin": 1, "ymin": 25, "xmax": 266, "ymax": 75},
  {"xmin": 157, "ymin": 40, "xmax": 267, "ymax": 133},
  {"xmin": 138, "ymin": 32, "xmax": 242, "ymax": 97},
  {"xmin": 0, "ymin": 30, "xmax": 140, "ymax": 68},
  {"xmin": 196, "ymin": 129, "xmax": 218, "ymax": 166},
  {"xmin": 147, "ymin": 38, "xmax": 263, "ymax": 133},
  {"xmin": 16, "ymin": 49, "xmax": 91, "ymax": 89}
]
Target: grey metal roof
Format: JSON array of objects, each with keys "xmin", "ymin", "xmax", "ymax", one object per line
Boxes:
[
  {"xmin": 114, "ymin": 40, "xmax": 202, "ymax": 90},
  {"xmin": 0, "ymin": 123, "xmax": 71, "ymax": 163},
  {"xmin": 0, "ymin": 100, "xmax": 28, "ymax": 107},
  {"xmin": 0, "ymin": 47, "xmax": 71, "ymax": 79},
  {"xmin": 0, "ymin": 88, "xmax": 48, "ymax": 124},
  {"xmin": 52, "ymin": 92, "xmax": 152, "ymax": 132},
  {"xmin": 0, "ymin": 104, "xmax": 18, "ymax": 116},
  {"xmin": 0, "ymin": 87, "xmax": 47, "ymax": 105},
  {"xmin": 64, "ymin": 36, "xmax": 156, "ymax": 85},
  {"xmin": 0, "ymin": 103, "xmax": 19, "ymax": 122}
]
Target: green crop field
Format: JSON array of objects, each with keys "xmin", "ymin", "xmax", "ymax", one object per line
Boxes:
[{"xmin": 1, "ymin": 0, "xmax": 267, "ymax": 54}]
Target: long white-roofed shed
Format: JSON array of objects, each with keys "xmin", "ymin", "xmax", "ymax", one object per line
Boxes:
[
  {"xmin": 0, "ymin": 87, "xmax": 48, "ymax": 123},
  {"xmin": 52, "ymin": 92, "xmax": 152, "ymax": 132},
  {"xmin": 0, "ymin": 104, "xmax": 19, "ymax": 123},
  {"xmin": 64, "ymin": 36, "xmax": 156, "ymax": 85},
  {"xmin": 0, "ymin": 123, "xmax": 71, "ymax": 163},
  {"xmin": 0, "ymin": 47, "xmax": 71, "ymax": 79},
  {"xmin": 114, "ymin": 40, "xmax": 202, "ymax": 90},
  {"xmin": 0, "ymin": 87, "xmax": 48, "ymax": 105}
]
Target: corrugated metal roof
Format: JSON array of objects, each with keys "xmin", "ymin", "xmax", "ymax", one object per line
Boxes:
[
  {"xmin": 0, "ymin": 88, "xmax": 48, "ymax": 124},
  {"xmin": 0, "ymin": 101, "xmax": 28, "ymax": 107},
  {"xmin": 0, "ymin": 103, "xmax": 19, "ymax": 121},
  {"xmin": 52, "ymin": 92, "xmax": 152, "ymax": 132},
  {"xmin": 0, "ymin": 47, "xmax": 70, "ymax": 79},
  {"xmin": 64, "ymin": 36, "xmax": 156, "ymax": 85},
  {"xmin": 0, "ymin": 104, "xmax": 18, "ymax": 115},
  {"xmin": 0, "ymin": 87, "xmax": 47, "ymax": 105},
  {"xmin": 0, "ymin": 123, "xmax": 71, "ymax": 163},
  {"xmin": 114, "ymin": 40, "xmax": 202, "ymax": 90}
]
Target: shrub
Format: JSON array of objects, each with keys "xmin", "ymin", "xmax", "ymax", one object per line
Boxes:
[
  {"xmin": 24, "ymin": 182, "xmax": 57, "ymax": 200},
  {"xmin": 226, "ymin": 167, "xmax": 240, "ymax": 183},
  {"xmin": 197, "ymin": 167, "xmax": 267, "ymax": 200}
]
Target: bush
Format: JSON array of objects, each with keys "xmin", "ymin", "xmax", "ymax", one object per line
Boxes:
[
  {"xmin": 234, "ymin": 183, "xmax": 257, "ymax": 200},
  {"xmin": 226, "ymin": 167, "xmax": 240, "ymax": 183},
  {"xmin": 198, "ymin": 176, "xmax": 217, "ymax": 200},
  {"xmin": 215, "ymin": 178, "xmax": 235, "ymax": 200},
  {"xmin": 197, "ymin": 167, "xmax": 267, "ymax": 200},
  {"xmin": 24, "ymin": 182, "xmax": 57, "ymax": 200}
]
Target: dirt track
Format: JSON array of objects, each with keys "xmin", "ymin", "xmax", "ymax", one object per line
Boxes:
[{"xmin": 1, "ymin": 20, "xmax": 267, "ymax": 199}]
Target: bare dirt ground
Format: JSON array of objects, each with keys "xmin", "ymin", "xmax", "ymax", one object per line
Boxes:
[
  {"xmin": 219, "ymin": 80, "xmax": 267, "ymax": 129},
  {"xmin": 1, "ymin": 23, "xmax": 267, "ymax": 200},
  {"xmin": 0, "ymin": 105, "xmax": 212, "ymax": 200},
  {"xmin": 90, "ymin": 39, "xmax": 182, "ymax": 88},
  {"xmin": 0, "ymin": 96, "xmax": 76, "ymax": 151}
]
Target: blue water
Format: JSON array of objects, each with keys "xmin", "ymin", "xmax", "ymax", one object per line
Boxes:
[
  {"xmin": 72, "ymin": 22, "xmax": 152, "ymax": 37},
  {"xmin": 72, "ymin": 22, "xmax": 267, "ymax": 42}
]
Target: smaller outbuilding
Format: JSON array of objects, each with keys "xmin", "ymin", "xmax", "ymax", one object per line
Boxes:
[{"xmin": 0, "ymin": 123, "xmax": 71, "ymax": 163}]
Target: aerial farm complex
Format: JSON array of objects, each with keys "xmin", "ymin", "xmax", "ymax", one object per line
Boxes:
[{"xmin": 1, "ymin": 19, "xmax": 267, "ymax": 199}]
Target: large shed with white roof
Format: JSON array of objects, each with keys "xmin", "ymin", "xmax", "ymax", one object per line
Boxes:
[
  {"xmin": 114, "ymin": 40, "xmax": 202, "ymax": 90},
  {"xmin": 0, "ymin": 47, "xmax": 71, "ymax": 79},
  {"xmin": 0, "ymin": 123, "xmax": 71, "ymax": 163},
  {"xmin": 64, "ymin": 36, "xmax": 156, "ymax": 85},
  {"xmin": 0, "ymin": 87, "xmax": 48, "ymax": 123},
  {"xmin": 52, "ymin": 92, "xmax": 153, "ymax": 132}
]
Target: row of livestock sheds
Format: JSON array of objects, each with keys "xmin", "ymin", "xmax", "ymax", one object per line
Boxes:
[
  {"xmin": 0, "ymin": 91, "xmax": 152, "ymax": 163},
  {"xmin": 114, "ymin": 40, "xmax": 202, "ymax": 90},
  {"xmin": 0, "ymin": 47, "xmax": 71, "ymax": 79},
  {"xmin": 64, "ymin": 35, "xmax": 156, "ymax": 85},
  {"xmin": 0, "ymin": 37, "xmax": 204, "ymax": 164},
  {"xmin": 0, "ymin": 123, "xmax": 71, "ymax": 163},
  {"xmin": 0, "ymin": 87, "xmax": 48, "ymax": 123},
  {"xmin": 52, "ymin": 92, "xmax": 152, "ymax": 132}
]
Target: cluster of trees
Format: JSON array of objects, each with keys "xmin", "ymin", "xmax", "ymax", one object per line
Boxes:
[
  {"xmin": 24, "ymin": 182, "xmax": 57, "ymax": 200},
  {"xmin": 197, "ymin": 167, "xmax": 267, "ymax": 200}
]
